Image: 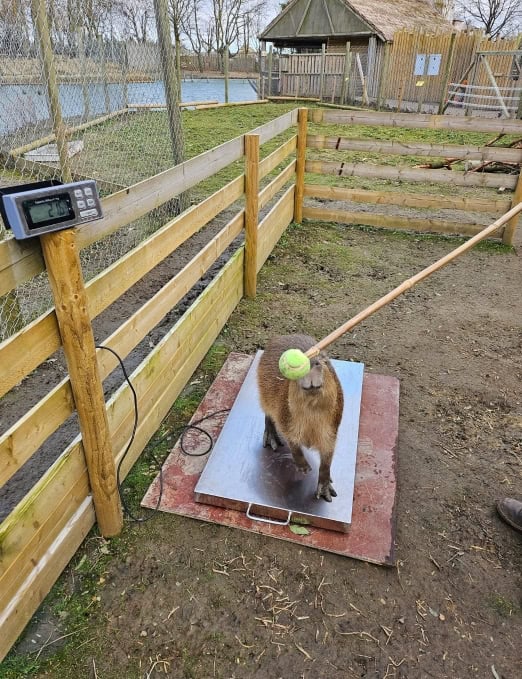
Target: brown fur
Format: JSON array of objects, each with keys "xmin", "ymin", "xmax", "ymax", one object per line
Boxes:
[{"xmin": 257, "ymin": 334, "xmax": 344, "ymax": 501}]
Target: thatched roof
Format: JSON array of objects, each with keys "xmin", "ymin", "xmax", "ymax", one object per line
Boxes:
[{"xmin": 260, "ymin": 0, "xmax": 453, "ymax": 44}]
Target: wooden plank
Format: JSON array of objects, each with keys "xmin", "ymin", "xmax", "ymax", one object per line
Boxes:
[
  {"xmin": 294, "ymin": 108, "xmax": 308, "ymax": 223},
  {"xmin": 0, "ymin": 496, "xmax": 94, "ymax": 663},
  {"xmin": 244, "ymin": 135, "xmax": 260, "ymax": 298},
  {"xmin": 258, "ymin": 136, "xmax": 297, "ymax": 178},
  {"xmin": 306, "ymin": 135, "xmax": 522, "ymax": 163},
  {"xmin": 503, "ymin": 170, "xmax": 522, "ymax": 245},
  {"xmin": 259, "ymin": 160, "xmax": 296, "ymax": 210},
  {"xmin": 302, "ymin": 206, "xmax": 503, "ymax": 238},
  {"xmin": 0, "ymin": 176, "xmax": 244, "ymax": 398},
  {"xmin": 0, "ymin": 454, "xmax": 90, "ymax": 612},
  {"xmin": 305, "ymin": 160, "xmax": 518, "ymax": 189},
  {"xmin": 303, "ymin": 184, "xmax": 511, "ymax": 214},
  {"xmin": 0, "ymin": 238, "xmax": 43, "ymax": 298},
  {"xmin": 40, "ymin": 229, "xmax": 122, "ymax": 536},
  {"xmin": 194, "ymin": 100, "xmax": 268, "ymax": 109},
  {"xmin": 0, "ymin": 380, "xmax": 74, "ymax": 488},
  {"xmin": 0, "ymin": 213, "xmax": 244, "ymax": 486},
  {"xmin": 309, "ymin": 108, "xmax": 522, "ymax": 134},
  {"xmin": 257, "ymin": 186, "xmax": 295, "ymax": 271},
  {"xmin": 0, "ymin": 312, "xmax": 60, "ymax": 399}
]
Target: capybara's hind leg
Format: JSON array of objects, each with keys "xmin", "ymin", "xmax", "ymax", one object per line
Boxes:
[
  {"xmin": 263, "ymin": 415, "xmax": 283, "ymax": 450},
  {"xmin": 288, "ymin": 441, "xmax": 312, "ymax": 474}
]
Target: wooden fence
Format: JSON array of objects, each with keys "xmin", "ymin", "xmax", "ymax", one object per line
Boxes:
[
  {"xmin": 0, "ymin": 109, "xmax": 299, "ymax": 661},
  {"xmin": 304, "ymin": 108, "xmax": 522, "ymax": 243},
  {"xmin": 261, "ymin": 30, "xmax": 522, "ymax": 115},
  {"xmin": 1, "ymin": 106, "xmax": 522, "ymax": 662}
]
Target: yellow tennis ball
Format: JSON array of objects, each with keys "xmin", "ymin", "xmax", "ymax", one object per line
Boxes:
[{"xmin": 279, "ymin": 349, "xmax": 311, "ymax": 380}]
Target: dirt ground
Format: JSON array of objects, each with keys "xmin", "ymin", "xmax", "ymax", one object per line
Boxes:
[{"xmin": 3, "ymin": 209, "xmax": 522, "ymax": 678}]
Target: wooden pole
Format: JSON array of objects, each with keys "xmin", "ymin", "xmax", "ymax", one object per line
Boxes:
[
  {"xmin": 31, "ymin": 0, "xmax": 72, "ymax": 183},
  {"xmin": 40, "ymin": 229, "xmax": 122, "ymax": 536},
  {"xmin": 294, "ymin": 108, "xmax": 308, "ymax": 224},
  {"xmin": 438, "ymin": 32, "xmax": 456, "ymax": 115},
  {"xmin": 503, "ymin": 170, "xmax": 522, "ymax": 245},
  {"xmin": 267, "ymin": 44, "xmax": 273, "ymax": 97},
  {"xmin": 99, "ymin": 37, "xmax": 111, "ymax": 114},
  {"xmin": 341, "ymin": 41, "xmax": 351, "ymax": 105},
  {"xmin": 305, "ymin": 201, "xmax": 522, "ymax": 358},
  {"xmin": 153, "ymin": 0, "xmax": 184, "ymax": 166},
  {"xmin": 224, "ymin": 48, "xmax": 229, "ymax": 103},
  {"xmin": 356, "ymin": 53, "xmax": 369, "ymax": 106},
  {"xmin": 122, "ymin": 41, "xmax": 129, "ymax": 108},
  {"xmin": 376, "ymin": 43, "xmax": 390, "ymax": 111},
  {"xmin": 244, "ymin": 134, "xmax": 260, "ymax": 298},
  {"xmin": 77, "ymin": 30, "xmax": 90, "ymax": 118},
  {"xmin": 319, "ymin": 43, "xmax": 326, "ymax": 101}
]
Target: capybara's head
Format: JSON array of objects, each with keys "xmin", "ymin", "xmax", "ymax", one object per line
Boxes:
[{"xmin": 297, "ymin": 353, "xmax": 330, "ymax": 391}]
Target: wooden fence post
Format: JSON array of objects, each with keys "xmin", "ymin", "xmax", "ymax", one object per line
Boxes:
[
  {"xmin": 40, "ymin": 229, "xmax": 123, "ymax": 537},
  {"xmin": 341, "ymin": 41, "xmax": 352, "ymax": 104},
  {"xmin": 267, "ymin": 45, "xmax": 273, "ymax": 97},
  {"xmin": 224, "ymin": 49, "xmax": 230, "ymax": 103},
  {"xmin": 31, "ymin": 0, "xmax": 72, "ymax": 183},
  {"xmin": 294, "ymin": 108, "xmax": 308, "ymax": 224},
  {"xmin": 503, "ymin": 170, "xmax": 522, "ymax": 245},
  {"xmin": 376, "ymin": 43, "xmax": 391, "ymax": 111},
  {"xmin": 244, "ymin": 134, "xmax": 260, "ymax": 298},
  {"xmin": 438, "ymin": 31, "xmax": 456, "ymax": 114},
  {"xmin": 319, "ymin": 43, "xmax": 326, "ymax": 101}
]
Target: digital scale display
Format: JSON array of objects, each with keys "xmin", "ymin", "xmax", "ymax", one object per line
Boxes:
[
  {"xmin": 23, "ymin": 193, "xmax": 74, "ymax": 230},
  {"xmin": 0, "ymin": 179, "xmax": 103, "ymax": 240}
]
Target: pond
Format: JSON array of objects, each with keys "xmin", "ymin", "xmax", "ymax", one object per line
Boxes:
[{"xmin": 0, "ymin": 78, "xmax": 258, "ymax": 135}]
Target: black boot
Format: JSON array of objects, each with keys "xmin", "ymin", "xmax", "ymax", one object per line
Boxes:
[{"xmin": 496, "ymin": 498, "xmax": 522, "ymax": 533}]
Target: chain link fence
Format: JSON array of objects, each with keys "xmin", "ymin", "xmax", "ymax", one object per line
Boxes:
[{"xmin": 0, "ymin": 1, "xmax": 258, "ymax": 342}]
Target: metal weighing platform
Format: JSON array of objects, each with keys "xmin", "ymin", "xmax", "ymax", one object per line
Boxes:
[{"xmin": 194, "ymin": 352, "xmax": 364, "ymax": 532}]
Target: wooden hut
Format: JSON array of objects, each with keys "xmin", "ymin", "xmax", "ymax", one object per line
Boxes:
[{"xmin": 259, "ymin": 0, "xmax": 453, "ymax": 101}]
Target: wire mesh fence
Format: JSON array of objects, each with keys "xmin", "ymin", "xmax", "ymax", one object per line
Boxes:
[{"xmin": 0, "ymin": 0, "xmax": 259, "ymax": 342}]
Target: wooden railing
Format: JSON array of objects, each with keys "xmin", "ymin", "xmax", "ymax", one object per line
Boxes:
[
  {"xmin": 2, "ymin": 106, "xmax": 522, "ymax": 662},
  {"xmin": 305, "ymin": 109, "xmax": 522, "ymax": 244},
  {"xmin": 0, "ymin": 109, "xmax": 298, "ymax": 661}
]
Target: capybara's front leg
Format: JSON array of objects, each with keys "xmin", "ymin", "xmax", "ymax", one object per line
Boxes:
[
  {"xmin": 316, "ymin": 451, "xmax": 337, "ymax": 502},
  {"xmin": 288, "ymin": 441, "xmax": 312, "ymax": 474},
  {"xmin": 263, "ymin": 415, "xmax": 283, "ymax": 450}
]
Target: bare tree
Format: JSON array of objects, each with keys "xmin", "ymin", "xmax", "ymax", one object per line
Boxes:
[
  {"xmin": 115, "ymin": 0, "xmax": 154, "ymax": 42},
  {"xmin": 168, "ymin": 0, "xmax": 192, "ymax": 90},
  {"xmin": 455, "ymin": 0, "xmax": 522, "ymax": 37}
]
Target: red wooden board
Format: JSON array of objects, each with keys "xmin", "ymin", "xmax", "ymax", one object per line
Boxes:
[{"xmin": 142, "ymin": 353, "xmax": 400, "ymax": 566}]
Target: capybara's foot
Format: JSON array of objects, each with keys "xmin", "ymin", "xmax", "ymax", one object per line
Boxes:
[
  {"xmin": 263, "ymin": 416, "xmax": 282, "ymax": 451},
  {"xmin": 289, "ymin": 444, "xmax": 312, "ymax": 473},
  {"xmin": 316, "ymin": 480, "xmax": 337, "ymax": 502}
]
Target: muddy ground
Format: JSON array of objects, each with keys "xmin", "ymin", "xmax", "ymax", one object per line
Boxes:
[{"xmin": 2, "ymin": 207, "xmax": 522, "ymax": 678}]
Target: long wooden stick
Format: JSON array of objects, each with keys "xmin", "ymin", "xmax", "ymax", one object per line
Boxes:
[{"xmin": 306, "ymin": 202, "xmax": 522, "ymax": 358}]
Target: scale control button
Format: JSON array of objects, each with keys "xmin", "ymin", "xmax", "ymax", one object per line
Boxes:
[
  {"xmin": 80, "ymin": 208, "xmax": 99, "ymax": 218},
  {"xmin": 84, "ymin": 187, "xmax": 93, "ymax": 196},
  {"xmin": 74, "ymin": 189, "xmax": 83, "ymax": 198},
  {"xmin": 77, "ymin": 200, "xmax": 86, "ymax": 208},
  {"xmin": 86, "ymin": 198, "xmax": 95, "ymax": 207}
]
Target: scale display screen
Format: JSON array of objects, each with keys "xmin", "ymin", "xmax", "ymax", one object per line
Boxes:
[{"xmin": 22, "ymin": 193, "xmax": 75, "ymax": 230}]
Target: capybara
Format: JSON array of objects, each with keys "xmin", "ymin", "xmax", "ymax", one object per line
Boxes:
[{"xmin": 257, "ymin": 334, "xmax": 344, "ymax": 501}]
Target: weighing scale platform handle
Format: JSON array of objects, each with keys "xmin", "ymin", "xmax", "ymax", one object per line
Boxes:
[{"xmin": 246, "ymin": 503, "xmax": 292, "ymax": 526}]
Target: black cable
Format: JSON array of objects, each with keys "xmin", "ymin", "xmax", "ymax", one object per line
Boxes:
[{"xmin": 96, "ymin": 344, "xmax": 230, "ymax": 522}]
